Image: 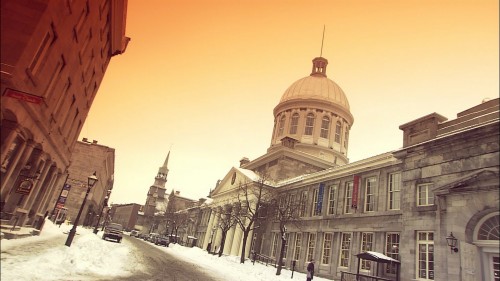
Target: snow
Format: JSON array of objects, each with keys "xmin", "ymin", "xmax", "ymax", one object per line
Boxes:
[{"xmin": 1, "ymin": 219, "xmax": 330, "ymax": 281}]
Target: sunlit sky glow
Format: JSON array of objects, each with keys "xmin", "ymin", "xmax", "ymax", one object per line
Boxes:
[{"xmin": 79, "ymin": 0, "xmax": 499, "ymax": 204}]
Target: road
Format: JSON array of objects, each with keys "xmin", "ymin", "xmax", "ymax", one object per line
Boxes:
[{"xmin": 102, "ymin": 236, "xmax": 220, "ymax": 281}]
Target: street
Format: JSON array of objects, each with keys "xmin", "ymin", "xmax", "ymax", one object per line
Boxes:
[{"xmin": 116, "ymin": 236, "xmax": 219, "ymax": 281}]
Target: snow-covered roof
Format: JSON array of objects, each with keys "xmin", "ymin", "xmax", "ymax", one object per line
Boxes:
[{"xmin": 355, "ymin": 251, "xmax": 400, "ymax": 264}]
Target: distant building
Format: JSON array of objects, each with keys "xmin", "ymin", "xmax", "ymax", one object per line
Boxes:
[
  {"xmin": 109, "ymin": 203, "xmax": 141, "ymax": 231},
  {"xmin": 0, "ymin": 0, "xmax": 129, "ymax": 229},
  {"xmin": 137, "ymin": 152, "xmax": 171, "ymax": 233}
]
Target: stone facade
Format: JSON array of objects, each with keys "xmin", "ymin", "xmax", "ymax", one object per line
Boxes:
[
  {"xmin": 0, "ymin": 0, "xmax": 129, "ymax": 229},
  {"xmin": 57, "ymin": 139, "xmax": 115, "ymax": 228}
]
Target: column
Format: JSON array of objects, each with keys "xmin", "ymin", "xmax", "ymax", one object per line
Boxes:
[
  {"xmin": 224, "ymin": 224, "xmax": 236, "ymax": 255},
  {"xmin": 230, "ymin": 226, "xmax": 243, "ymax": 256},
  {"xmin": 202, "ymin": 210, "xmax": 216, "ymax": 250}
]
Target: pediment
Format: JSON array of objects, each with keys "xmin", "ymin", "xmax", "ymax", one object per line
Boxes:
[
  {"xmin": 433, "ymin": 167, "xmax": 499, "ymax": 196},
  {"xmin": 210, "ymin": 167, "xmax": 261, "ymax": 198}
]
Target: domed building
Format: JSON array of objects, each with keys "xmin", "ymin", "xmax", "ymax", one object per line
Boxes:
[
  {"xmin": 269, "ymin": 57, "xmax": 354, "ymax": 165},
  {"xmin": 188, "ymin": 53, "xmax": 498, "ymax": 281},
  {"xmin": 241, "ymin": 57, "xmax": 353, "ymax": 182}
]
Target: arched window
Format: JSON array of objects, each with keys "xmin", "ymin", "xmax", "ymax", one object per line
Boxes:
[
  {"xmin": 289, "ymin": 113, "xmax": 299, "ymax": 134},
  {"xmin": 477, "ymin": 214, "xmax": 499, "ymax": 241},
  {"xmin": 320, "ymin": 116, "xmax": 330, "ymax": 138},
  {"xmin": 304, "ymin": 113, "xmax": 315, "ymax": 135},
  {"xmin": 344, "ymin": 128, "xmax": 349, "ymax": 148},
  {"xmin": 335, "ymin": 121, "xmax": 342, "ymax": 143},
  {"xmin": 278, "ymin": 115, "xmax": 286, "ymax": 136}
]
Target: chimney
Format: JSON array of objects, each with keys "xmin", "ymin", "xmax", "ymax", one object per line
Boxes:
[
  {"xmin": 92, "ymin": 140, "xmax": 98, "ymax": 144},
  {"xmin": 82, "ymin": 138, "xmax": 88, "ymax": 142},
  {"xmin": 175, "ymin": 191, "xmax": 180, "ymax": 195},
  {"xmin": 240, "ymin": 157, "xmax": 250, "ymax": 167}
]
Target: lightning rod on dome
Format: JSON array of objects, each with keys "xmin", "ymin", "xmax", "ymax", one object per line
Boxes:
[{"xmin": 320, "ymin": 24, "xmax": 325, "ymax": 57}]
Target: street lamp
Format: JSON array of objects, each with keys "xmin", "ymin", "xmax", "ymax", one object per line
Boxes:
[
  {"xmin": 446, "ymin": 232, "xmax": 459, "ymax": 253},
  {"xmin": 93, "ymin": 190, "xmax": 110, "ymax": 234},
  {"xmin": 65, "ymin": 172, "xmax": 98, "ymax": 247}
]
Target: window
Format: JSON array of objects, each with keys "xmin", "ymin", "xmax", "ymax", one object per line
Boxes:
[
  {"xmin": 278, "ymin": 115, "xmax": 286, "ymax": 136},
  {"xmin": 312, "ymin": 188, "xmax": 321, "ymax": 216},
  {"xmin": 306, "ymin": 233, "xmax": 316, "ymax": 262},
  {"xmin": 293, "ymin": 233, "xmax": 302, "ymax": 260},
  {"xmin": 271, "ymin": 233, "xmax": 279, "ymax": 258},
  {"xmin": 417, "ymin": 184, "xmax": 434, "ymax": 206},
  {"xmin": 304, "ymin": 113, "xmax": 315, "ymax": 135},
  {"xmin": 289, "ymin": 113, "xmax": 299, "ymax": 134},
  {"xmin": 339, "ymin": 233, "xmax": 352, "ymax": 267},
  {"xmin": 283, "ymin": 233, "xmax": 290, "ymax": 258},
  {"xmin": 365, "ymin": 177, "xmax": 376, "ymax": 212},
  {"xmin": 385, "ymin": 233, "xmax": 400, "ymax": 274},
  {"xmin": 344, "ymin": 182, "xmax": 353, "ymax": 214},
  {"xmin": 477, "ymin": 213, "xmax": 500, "ymax": 240},
  {"xmin": 320, "ymin": 116, "xmax": 330, "ymax": 138},
  {"xmin": 327, "ymin": 185, "xmax": 337, "ymax": 215},
  {"xmin": 321, "ymin": 233, "xmax": 333, "ymax": 264},
  {"xmin": 417, "ymin": 232, "xmax": 434, "ymax": 280},
  {"xmin": 299, "ymin": 191, "xmax": 307, "ymax": 217},
  {"xmin": 388, "ymin": 173, "xmax": 401, "ymax": 210},
  {"xmin": 335, "ymin": 121, "xmax": 341, "ymax": 142},
  {"xmin": 361, "ymin": 233, "xmax": 374, "ymax": 270}
]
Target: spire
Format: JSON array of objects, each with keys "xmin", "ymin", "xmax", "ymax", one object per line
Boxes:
[
  {"xmin": 311, "ymin": 25, "xmax": 328, "ymax": 77},
  {"xmin": 163, "ymin": 151, "xmax": 170, "ymax": 168}
]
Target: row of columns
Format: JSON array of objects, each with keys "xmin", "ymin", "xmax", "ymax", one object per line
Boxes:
[
  {"xmin": 0, "ymin": 129, "xmax": 65, "ymax": 228},
  {"xmin": 202, "ymin": 206, "xmax": 254, "ymax": 258}
]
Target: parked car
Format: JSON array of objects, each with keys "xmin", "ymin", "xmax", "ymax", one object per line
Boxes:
[
  {"xmin": 148, "ymin": 233, "xmax": 160, "ymax": 243},
  {"xmin": 102, "ymin": 223, "xmax": 124, "ymax": 243},
  {"xmin": 130, "ymin": 230, "xmax": 139, "ymax": 237},
  {"xmin": 154, "ymin": 235, "xmax": 169, "ymax": 247}
]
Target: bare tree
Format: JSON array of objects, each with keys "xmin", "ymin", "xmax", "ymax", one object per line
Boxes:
[
  {"xmin": 270, "ymin": 192, "xmax": 303, "ymax": 276},
  {"xmin": 213, "ymin": 206, "xmax": 236, "ymax": 257},
  {"xmin": 232, "ymin": 176, "xmax": 274, "ymax": 264}
]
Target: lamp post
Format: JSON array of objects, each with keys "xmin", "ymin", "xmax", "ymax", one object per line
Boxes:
[
  {"xmin": 93, "ymin": 190, "xmax": 110, "ymax": 234},
  {"xmin": 65, "ymin": 172, "xmax": 98, "ymax": 247}
]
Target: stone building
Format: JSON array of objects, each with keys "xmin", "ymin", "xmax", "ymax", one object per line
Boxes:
[
  {"xmin": 0, "ymin": 0, "xmax": 129, "ymax": 229},
  {"xmin": 186, "ymin": 55, "xmax": 498, "ymax": 281},
  {"xmin": 57, "ymin": 139, "xmax": 115, "ymax": 228}
]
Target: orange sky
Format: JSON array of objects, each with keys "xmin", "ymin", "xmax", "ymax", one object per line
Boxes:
[{"xmin": 80, "ymin": 0, "xmax": 499, "ymax": 204}]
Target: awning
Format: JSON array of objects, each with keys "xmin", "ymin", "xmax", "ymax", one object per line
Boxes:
[
  {"xmin": 355, "ymin": 251, "xmax": 400, "ymax": 264},
  {"xmin": 187, "ymin": 236, "xmax": 197, "ymax": 239}
]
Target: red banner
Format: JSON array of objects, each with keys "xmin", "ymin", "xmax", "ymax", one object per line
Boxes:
[{"xmin": 352, "ymin": 175, "xmax": 360, "ymax": 208}]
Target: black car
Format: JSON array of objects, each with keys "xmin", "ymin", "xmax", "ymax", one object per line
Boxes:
[
  {"xmin": 154, "ymin": 235, "xmax": 170, "ymax": 247},
  {"xmin": 102, "ymin": 223, "xmax": 123, "ymax": 243}
]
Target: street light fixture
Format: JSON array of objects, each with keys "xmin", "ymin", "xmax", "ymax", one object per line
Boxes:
[
  {"xmin": 445, "ymin": 232, "xmax": 459, "ymax": 253},
  {"xmin": 65, "ymin": 172, "xmax": 98, "ymax": 247}
]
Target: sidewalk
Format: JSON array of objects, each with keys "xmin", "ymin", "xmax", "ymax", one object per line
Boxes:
[{"xmin": 0, "ymin": 222, "xmax": 40, "ymax": 240}]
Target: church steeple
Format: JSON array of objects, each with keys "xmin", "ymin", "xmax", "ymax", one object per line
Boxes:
[{"xmin": 156, "ymin": 151, "xmax": 170, "ymax": 182}]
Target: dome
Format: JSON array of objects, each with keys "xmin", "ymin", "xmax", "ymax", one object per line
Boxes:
[
  {"xmin": 278, "ymin": 57, "xmax": 350, "ymax": 111},
  {"xmin": 280, "ymin": 76, "xmax": 350, "ymax": 110}
]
